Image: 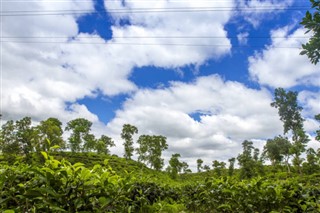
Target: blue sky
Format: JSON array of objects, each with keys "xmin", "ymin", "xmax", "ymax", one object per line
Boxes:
[{"xmin": 1, "ymin": 0, "xmax": 319, "ymax": 170}]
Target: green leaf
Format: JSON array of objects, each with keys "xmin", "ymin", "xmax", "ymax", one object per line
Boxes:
[
  {"xmin": 3, "ymin": 210, "xmax": 15, "ymax": 213},
  {"xmin": 41, "ymin": 151, "xmax": 48, "ymax": 160},
  {"xmin": 49, "ymin": 145, "xmax": 60, "ymax": 151},
  {"xmin": 73, "ymin": 162, "xmax": 85, "ymax": 168}
]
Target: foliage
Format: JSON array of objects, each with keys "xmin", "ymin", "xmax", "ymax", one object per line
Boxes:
[
  {"xmin": 0, "ymin": 117, "xmax": 40, "ymax": 163},
  {"xmin": 38, "ymin": 117, "xmax": 65, "ymax": 151},
  {"xmin": 300, "ymin": 0, "xmax": 320, "ymax": 65},
  {"xmin": 121, "ymin": 124, "xmax": 138, "ymax": 160},
  {"xmin": 196, "ymin": 158, "xmax": 203, "ymax": 173},
  {"xmin": 263, "ymin": 135, "xmax": 291, "ymax": 172},
  {"xmin": 96, "ymin": 135, "xmax": 115, "ymax": 155},
  {"xmin": 271, "ymin": 88, "xmax": 304, "ymax": 135},
  {"xmin": 0, "ymin": 120, "xmax": 20, "ymax": 156},
  {"xmin": 167, "ymin": 153, "xmax": 183, "ymax": 179},
  {"xmin": 1, "ymin": 150, "xmax": 320, "ymax": 212},
  {"xmin": 65, "ymin": 118, "xmax": 95, "ymax": 153},
  {"xmin": 212, "ymin": 160, "xmax": 226, "ymax": 177},
  {"xmin": 228, "ymin": 158, "xmax": 235, "ymax": 176},
  {"xmin": 182, "ymin": 176, "xmax": 320, "ymax": 213},
  {"xmin": 237, "ymin": 140, "xmax": 256, "ymax": 179},
  {"xmin": 0, "ymin": 152, "xmax": 131, "ymax": 212},
  {"xmin": 315, "ymin": 114, "xmax": 320, "ymax": 141},
  {"xmin": 136, "ymin": 135, "xmax": 168, "ymax": 171},
  {"xmin": 271, "ymin": 88, "xmax": 309, "ymax": 173}
]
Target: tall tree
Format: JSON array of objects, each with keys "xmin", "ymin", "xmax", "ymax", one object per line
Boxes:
[
  {"xmin": 212, "ymin": 160, "xmax": 226, "ymax": 177},
  {"xmin": 37, "ymin": 117, "xmax": 65, "ymax": 151},
  {"xmin": 15, "ymin": 117, "xmax": 39, "ymax": 162},
  {"xmin": 65, "ymin": 118, "xmax": 94, "ymax": 153},
  {"xmin": 181, "ymin": 161, "xmax": 191, "ymax": 173},
  {"xmin": 121, "ymin": 124, "xmax": 138, "ymax": 160},
  {"xmin": 302, "ymin": 148, "xmax": 319, "ymax": 174},
  {"xmin": 136, "ymin": 135, "xmax": 168, "ymax": 170},
  {"xmin": 196, "ymin": 158, "xmax": 203, "ymax": 173},
  {"xmin": 82, "ymin": 133, "xmax": 96, "ymax": 152},
  {"xmin": 237, "ymin": 140, "xmax": 256, "ymax": 179},
  {"xmin": 300, "ymin": 0, "xmax": 320, "ymax": 64},
  {"xmin": 271, "ymin": 88, "xmax": 309, "ymax": 173},
  {"xmin": 167, "ymin": 153, "xmax": 183, "ymax": 179},
  {"xmin": 228, "ymin": 157, "xmax": 236, "ymax": 176},
  {"xmin": 315, "ymin": 114, "xmax": 320, "ymax": 141},
  {"xmin": 203, "ymin": 165, "xmax": 211, "ymax": 172},
  {"xmin": 96, "ymin": 135, "xmax": 115, "ymax": 155},
  {"xmin": 263, "ymin": 136, "xmax": 291, "ymax": 172},
  {"xmin": 0, "ymin": 120, "xmax": 20, "ymax": 155}
]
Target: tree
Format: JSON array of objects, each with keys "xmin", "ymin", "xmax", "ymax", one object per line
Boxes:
[
  {"xmin": 136, "ymin": 135, "xmax": 168, "ymax": 170},
  {"xmin": 65, "ymin": 118, "xmax": 94, "ymax": 153},
  {"xmin": 121, "ymin": 124, "xmax": 138, "ymax": 160},
  {"xmin": 15, "ymin": 117, "xmax": 39, "ymax": 162},
  {"xmin": 237, "ymin": 140, "xmax": 256, "ymax": 179},
  {"xmin": 37, "ymin": 117, "xmax": 65, "ymax": 151},
  {"xmin": 196, "ymin": 158, "xmax": 203, "ymax": 173},
  {"xmin": 167, "ymin": 153, "xmax": 183, "ymax": 179},
  {"xmin": 263, "ymin": 136, "xmax": 291, "ymax": 172},
  {"xmin": 96, "ymin": 135, "xmax": 115, "ymax": 155},
  {"xmin": 253, "ymin": 148, "xmax": 264, "ymax": 175},
  {"xmin": 271, "ymin": 88, "xmax": 309, "ymax": 173},
  {"xmin": 271, "ymin": 88, "xmax": 304, "ymax": 135},
  {"xmin": 228, "ymin": 157, "xmax": 236, "ymax": 176},
  {"xmin": 203, "ymin": 165, "xmax": 211, "ymax": 172},
  {"xmin": 302, "ymin": 148, "xmax": 319, "ymax": 174},
  {"xmin": 212, "ymin": 160, "xmax": 226, "ymax": 177},
  {"xmin": 82, "ymin": 133, "xmax": 96, "ymax": 152},
  {"xmin": 181, "ymin": 161, "xmax": 192, "ymax": 173},
  {"xmin": 300, "ymin": 0, "xmax": 320, "ymax": 65},
  {"xmin": 315, "ymin": 114, "xmax": 320, "ymax": 141},
  {"xmin": 0, "ymin": 120, "xmax": 20, "ymax": 155}
]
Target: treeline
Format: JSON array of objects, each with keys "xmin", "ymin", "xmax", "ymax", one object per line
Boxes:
[
  {"xmin": 196, "ymin": 88, "xmax": 320, "ymax": 178},
  {"xmin": 0, "ymin": 117, "xmax": 170, "ymax": 169},
  {"xmin": 1, "ymin": 87, "xmax": 320, "ymax": 178}
]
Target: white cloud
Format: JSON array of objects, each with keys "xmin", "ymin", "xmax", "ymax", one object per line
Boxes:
[
  {"xmin": 2, "ymin": 0, "xmax": 236, "ymax": 124},
  {"xmin": 237, "ymin": 0, "xmax": 294, "ymax": 27},
  {"xmin": 104, "ymin": 0, "xmax": 234, "ymax": 67},
  {"xmin": 237, "ymin": 32, "xmax": 249, "ymax": 45},
  {"xmin": 299, "ymin": 90, "xmax": 320, "ymax": 118},
  {"xmin": 106, "ymin": 74, "xmax": 284, "ymax": 171},
  {"xmin": 248, "ymin": 27, "xmax": 320, "ymax": 88}
]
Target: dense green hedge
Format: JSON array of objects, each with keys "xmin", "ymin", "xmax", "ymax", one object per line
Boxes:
[{"xmin": 1, "ymin": 153, "xmax": 320, "ymax": 212}]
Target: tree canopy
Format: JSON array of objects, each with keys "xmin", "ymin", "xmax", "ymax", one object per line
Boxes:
[
  {"xmin": 121, "ymin": 124, "xmax": 138, "ymax": 160},
  {"xmin": 300, "ymin": 0, "xmax": 320, "ymax": 64},
  {"xmin": 136, "ymin": 135, "xmax": 168, "ymax": 171}
]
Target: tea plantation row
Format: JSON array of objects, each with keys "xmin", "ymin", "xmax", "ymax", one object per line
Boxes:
[{"xmin": 1, "ymin": 152, "xmax": 319, "ymax": 212}]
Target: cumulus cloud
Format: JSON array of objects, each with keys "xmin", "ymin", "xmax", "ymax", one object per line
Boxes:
[
  {"xmin": 248, "ymin": 27, "xmax": 320, "ymax": 88},
  {"xmin": 104, "ymin": 0, "xmax": 234, "ymax": 66},
  {"xmin": 299, "ymin": 90, "xmax": 320, "ymax": 118},
  {"xmin": 2, "ymin": 0, "xmax": 236, "ymax": 124},
  {"xmin": 237, "ymin": 0, "xmax": 294, "ymax": 27},
  {"xmin": 2, "ymin": 0, "xmax": 99, "ymax": 123},
  {"xmin": 106, "ymin": 74, "xmax": 284, "ymax": 170}
]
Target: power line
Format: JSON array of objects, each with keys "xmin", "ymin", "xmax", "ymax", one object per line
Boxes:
[
  {"xmin": 0, "ymin": 36, "xmax": 311, "ymax": 39},
  {"xmin": 0, "ymin": 6, "xmax": 310, "ymax": 16},
  {"xmin": 2, "ymin": 0, "xmax": 312, "ymax": 2},
  {"xmin": 0, "ymin": 40, "xmax": 303, "ymax": 49}
]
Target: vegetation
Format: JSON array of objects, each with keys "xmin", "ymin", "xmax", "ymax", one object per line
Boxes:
[
  {"xmin": 1, "ymin": 87, "xmax": 320, "ymax": 212},
  {"xmin": 0, "ymin": 151, "xmax": 320, "ymax": 212},
  {"xmin": 300, "ymin": 0, "xmax": 320, "ymax": 64},
  {"xmin": 121, "ymin": 124, "xmax": 138, "ymax": 160}
]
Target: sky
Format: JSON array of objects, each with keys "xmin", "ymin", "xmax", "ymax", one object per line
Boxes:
[{"xmin": 1, "ymin": 0, "xmax": 320, "ymax": 171}]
